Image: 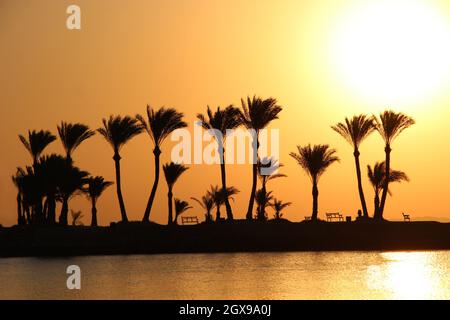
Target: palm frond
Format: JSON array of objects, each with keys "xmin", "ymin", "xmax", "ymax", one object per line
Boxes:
[
  {"xmin": 58, "ymin": 122, "xmax": 95, "ymax": 158},
  {"xmin": 137, "ymin": 105, "xmax": 187, "ymax": 147},
  {"xmin": 373, "ymin": 110, "xmax": 415, "ymax": 144},
  {"xmin": 174, "ymin": 198, "xmax": 193, "ymax": 215},
  {"xmin": 367, "ymin": 161, "xmax": 409, "ymax": 195},
  {"xmin": 19, "ymin": 130, "xmax": 56, "ymax": 162},
  {"xmin": 163, "ymin": 162, "xmax": 189, "ymax": 188},
  {"xmin": 191, "ymin": 193, "xmax": 215, "ymax": 211},
  {"xmin": 97, "ymin": 115, "xmax": 143, "ymax": 151},
  {"xmin": 331, "ymin": 114, "xmax": 375, "ymax": 148},
  {"xmin": 290, "ymin": 144, "xmax": 340, "ymax": 181},
  {"xmin": 239, "ymin": 95, "xmax": 282, "ymax": 130},
  {"xmin": 84, "ymin": 176, "xmax": 113, "ymax": 200}
]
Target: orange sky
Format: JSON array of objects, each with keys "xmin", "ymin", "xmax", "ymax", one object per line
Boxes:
[{"xmin": 2, "ymin": 0, "xmax": 450, "ymax": 226}]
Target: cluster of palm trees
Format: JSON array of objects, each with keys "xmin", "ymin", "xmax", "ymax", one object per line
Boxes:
[
  {"xmin": 290, "ymin": 111, "xmax": 414, "ymax": 222},
  {"xmin": 11, "ymin": 95, "xmax": 415, "ymax": 226},
  {"xmin": 12, "ymin": 123, "xmax": 113, "ymax": 226}
]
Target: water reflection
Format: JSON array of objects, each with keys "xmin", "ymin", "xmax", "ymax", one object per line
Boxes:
[
  {"xmin": 367, "ymin": 252, "xmax": 445, "ymax": 299},
  {"xmin": 0, "ymin": 251, "xmax": 448, "ymax": 299}
]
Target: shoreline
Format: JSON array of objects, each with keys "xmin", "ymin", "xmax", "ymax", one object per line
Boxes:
[{"xmin": 1, "ymin": 220, "xmax": 450, "ymax": 258}]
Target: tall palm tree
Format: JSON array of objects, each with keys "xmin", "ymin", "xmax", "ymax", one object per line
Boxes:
[
  {"xmin": 197, "ymin": 105, "xmax": 242, "ymax": 220},
  {"xmin": 98, "ymin": 115, "xmax": 143, "ymax": 223},
  {"xmin": 374, "ymin": 111, "xmax": 415, "ymax": 220},
  {"xmin": 191, "ymin": 192, "xmax": 215, "ymax": 223},
  {"xmin": 239, "ymin": 96, "xmax": 282, "ymax": 220},
  {"xmin": 209, "ymin": 185, "xmax": 239, "ymax": 222},
  {"xmin": 84, "ymin": 176, "xmax": 113, "ymax": 227},
  {"xmin": 57, "ymin": 122, "xmax": 95, "ymax": 162},
  {"xmin": 57, "ymin": 163, "xmax": 89, "ymax": 226},
  {"xmin": 331, "ymin": 115, "xmax": 375, "ymax": 218},
  {"xmin": 19, "ymin": 130, "xmax": 56, "ymax": 166},
  {"xmin": 256, "ymin": 157, "xmax": 286, "ymax": 219},
  {"xmin": 367, "ymin": 162, "xmax": 409, "ymax": 217},
  {"xmin": 270, "ymin": 198, "xmax": 292, "ymax": 220},
  {"xmin": 137, "ymin": 106, "xmax": 187, "ymax": 222},
  {"xmin": 163, "ymin": 162, "xmax": 189, "ymax": 225},
  {"xmin": 174, "ymin": 199, "xmax": 193, "ymax": 225},
  {"xmin": 290, "ymin": 144, "xmax": 339, "ymax": 221}
]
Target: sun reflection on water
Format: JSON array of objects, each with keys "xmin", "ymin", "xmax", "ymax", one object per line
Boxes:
[{"xmin": 367, "ymin": 252, "xmax": 445, "ymax": 299}]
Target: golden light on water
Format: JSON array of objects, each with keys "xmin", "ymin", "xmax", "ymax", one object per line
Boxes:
[
  {"xmin": 367, "ymin": 252, "xmax": 444, "ymax": 299},
  {"xmin": 332, "ymin": 0, "xmax": 450, "ymax": 105}
]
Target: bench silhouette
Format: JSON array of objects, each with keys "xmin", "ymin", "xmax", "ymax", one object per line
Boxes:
[
  {"xmin": 402, "ymin": 213, "xmax": 411, "ymax": 222},
  {"xmin": 326, "ymin": 212, "xmax": 344, "ymax": 222},
  {"xmin": 181, "ymin": 216, "xmax": 199, "ymax": 225}
]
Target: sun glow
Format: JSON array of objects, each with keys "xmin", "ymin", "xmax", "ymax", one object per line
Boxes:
[{"xmin": 332, "ymin": 0, "xmax": 450, "ymax": 105}]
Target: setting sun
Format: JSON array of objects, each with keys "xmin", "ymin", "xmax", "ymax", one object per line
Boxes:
[{"xmin": 332, "ymin": 0, "xmax": 450, "ymax": 105}]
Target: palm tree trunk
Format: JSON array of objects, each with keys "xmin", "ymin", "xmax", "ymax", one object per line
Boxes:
[
  {"xmin": 312, "ymin": 177, "xmax": 319, "ymax": 221},
  {"xmin": 59, "ymin": 196, "xmax": 69, "ymax": 226},
  {"xmin": 220, "ymin": 147, "xmax": 233, "ymax": 220},
  {"xmin": 25, "ymin": 206, "xmax": 31, "ymax": 225},
  {"xmin": 377, "ymin": 145, "xmax": 391, "ymax": 220},
  {"xmin": 354, "ymin": 149, "xmax": 369, "ymax": 218},
  {"xmin": 91, "ymin": 198, "xmax": 98, "ymax": 227},
  {"xmin": 374, "ymin": 192, "xmax": 380, "ymax": 217},
  {"xmin": 43, "ymin": 198, "xmax": 48, "ymax": 221},
  {"xmin": 113, "ymin": 152, "xmax": 128, "ymax": 223},
  {"xmin": 143, "ymin": 147, "xmax": 161, "ymax": 221},
  {"xmin": 246, "ymin": 134, "xmax": 259, "ymax": 220},
  {"xmin": 167, "ymin": 189, "xmax": 173, "ymax": 225},
  {"xmin": 246, "ymin": 162, "xmax": 258, "ymax": 220},
  {"xmin": 47, "ymin": 195, "xmax": 56, "ymax": 224},
  {"xmin": 35, "ymin": 199, "xmax": 44, "ymax": 224},
  {"xmin": 257, "ymin": 184, "xmax": 267, "ymax": 221},
  {"xmin": 216, "ymin": 204, "xmax": 221, "ymax": 222},
  {"xmin": 16, "ymin": 192, "xmax": 23, "ymax": 225}
]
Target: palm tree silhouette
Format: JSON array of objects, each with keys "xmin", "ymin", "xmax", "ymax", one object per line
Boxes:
[
  {"xmin": 367, "ymin": 162, "xmax": 409, "ymax": 217},
  {"xmin": 239, "ymin": 96, "xmax": 282, "ymax": 220},
  {"xmin": 331, "ymin": 115, "xmax": 375, "ymax": 218},
  {"xmin": 137, "ymin": 106, "xmax": 187, "ymax": 222},
  {"xmin": 57, "ymin": 162, "xmax": 89, "ymax": 226},
  {"xmin": 57, "ymin": 122, "xmax": 95, "ymax": 162},
  {"xmin": 98, "ymin": 115, "xmax": 143, "ymax": 223},
  {"xmin": 270, "ymin": 198, "xmax": 292, "ymax": 220},
  {"xmin": 37, "ymin": 154, "xmax": 69, "ymax": 224},
  {"xmin": 163, "ymin": 162, "xmax": 189, "ymax": 225},
  {"xmin": 209, "ymin": 185, "xmax": 239, "ymax": 222},
  {"xmin": 191, "ymin": 192, "xmax": 215, "ymax": 223},
  {"xmin": 84, "ymin": 176, "xmax": 113, "ymax": 227},
  {"xmin": 255, "ymin": 189, "xmax": 273, "ymax": 220},
  {"xmin": 15, "ymin": 166, "xmax": 41, "ymax": 223},
  {"xmin": 174, "ymin": 199, "xmax": 193, "ymax": 225},
  {"xmin": 373, "ymin": 111, "xmax": 415, "ymax": 220},
  {"xmin": 256, "ymin": 157, "xmax": 286, "ymax": 220},
  {"xmin": 290, "ymin": 144, "xmax": 339, "ymax": 221},
  {"xmin": 197, "ymin": 105, "xmax": 241, "ymax": 220},
  {"xmin": 19, "ymin": 130, "xmax": 56, "ymax": 166}
]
